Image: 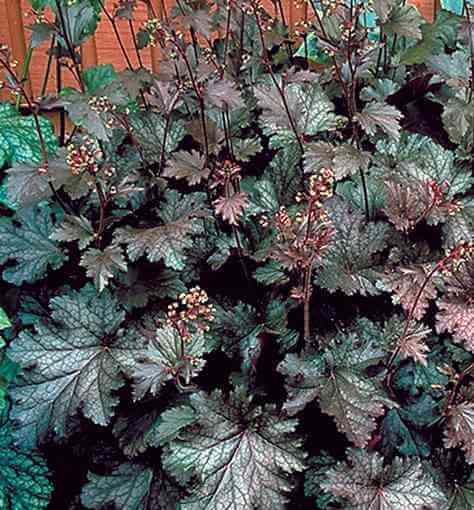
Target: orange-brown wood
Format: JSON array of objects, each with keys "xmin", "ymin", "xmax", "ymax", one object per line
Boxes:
[
  {"xmin": 150, "ymin": 0, "xmax": 164, "ymax": 74},
  {"xmin": 413, "ymin": 0, "xmax": 438, "ymax": 21},
  {"xmin": 81, "ymin": 36, "xmax": 99, "ymax": 69},
  {"xmin": 0, "ymin": 0, "xmax": 440, "ymax": 99},
  {"xmin": 288, "ymin": 1, "xmax": 307, "ymax": 36},
  {"xmin": 4, "ymin": 0, "xmax": 33, "ymax": 96}
]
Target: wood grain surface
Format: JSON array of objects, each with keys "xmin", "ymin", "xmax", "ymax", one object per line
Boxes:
[{"xmin": 0, "ymin": 0, "xmax": 438, "ymax": 100}]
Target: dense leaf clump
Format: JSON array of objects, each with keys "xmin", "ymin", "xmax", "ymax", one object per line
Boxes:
[{"xmin": 0, "ymin": 0, "xmax": 473, "ymax": 508}]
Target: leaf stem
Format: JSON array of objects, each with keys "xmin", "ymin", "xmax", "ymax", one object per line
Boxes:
[
  {"xmin": 94, "ymin": 181, "xmax": 108, "ymax": 248},
  {"xmin": 252, "ymin": 2, "xmax": 304, "ymax": 154},
  {"xmin": 275, "ymin": 0, "xmax": 294, "ymax": 63},
  {"xmin": 238, "ymin": 10, "xmax": 245, "ymax": 73},
  {"xmin": 96, "ymin": 0, "xmax": 134, "ymax": 71},
  {"xmin": 174, "ymin": 41, "xmax": 210, "ymax": 163},
  {"xmin": 444, "ymin": 362, "xmax": 474, "ymax": 413},
  {"xmin": 387, "ymin": 263, "xmax": 440, "ymax": 368},
  {"xmin": 15, "ymin": 43, "xmax": 33, "ymax": 110},
  {"xmin": 303, "ymin": 259, "xmax": 315, "ymax": 343},
  {"xmin": 175, "ymin": 0, "xmax": 199, "ymax": 61},
  {"xmin": 40, "ymin": 34, "xmax": 56, "ymax": 97},
  {"xmin": 54, "ymin": 0, "xmax": 85, "ymax": 91},
  {"xmin": 56, "ymin": 50, "xmax": 66, "ymax": 145},
  {"xmin": 0, "ymin": 54, "xmax": 76, "ymax": 217},
  {"xmin": 159, "ymin": 113, "xmax": 173, "ymax": 175},
  {"xmin": 129, "ymin": 19, "xmax": 144, "ymax": 69},
  {"xmin": 0, "ymin": 55, "xmax": 48, "ymax": 166},
  {"xmin": 223, "ymin": 2, "xmax": 232, "ymax": 71}
]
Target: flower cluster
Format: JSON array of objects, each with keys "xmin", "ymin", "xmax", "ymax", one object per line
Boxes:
[
  {"xmin": 143, "ymin": 18, "xmax": 162, "ymax": 47},
  {"xmin": 265, "ymin": 170, "xmax": 335, "ymax": 270},
  {"xmin": 88, "ymin": 95, "xmax": 116, "ymax": 115},
  {"xmin": 308, "ymin": 168, "xmax": 334, "ymax": 200},
  {"xmin": 66, "ymin": 136, "xmax": 104, "ymax": 176},
  {"xmin": 33, "ymin": 11, "xmax": 47, "ymax": 23},
  {"xmin": 427, "ymin": 179, "xmax": 462, "ymax": 217},
  {"xmin": 274, "ymin": 206, "xmax": 292, "ymax": 232},
  {"xmin": 211, "ymin": 160, "xmax": 242, "ymax": 189},
  {"xmin": 438, "ymin": 242, "xmax": 474, "ymax": 275},
  {"xmin": 294, "ymin": 168, "xmax": 334, "ymax": 217},
  {"xmin": 241, "ymin": 1, "xmax": 264, "ymax": 16},
  {"xmin": 88, "ymin": 96, "xmax": 117, "ymax": 129},
  {"xmin": 142, "ymin": 18, "xmax": 182, "ymax": 49},
  {"xmin": 294, "ymin": 20, "xmax": 311, "ymax": 38},
  {"xmin": 211, "ymin": 161, "xmax": 249, "ymax": 225},
  {"xmin": 167, "ymin": 287, "xmax": 215, "ymax": 339}
]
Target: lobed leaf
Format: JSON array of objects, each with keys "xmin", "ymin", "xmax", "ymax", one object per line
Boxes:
[
  {"xmin": 355, "ymin": 102, "xmax": 403, "ymax": 141},
  {"xmin": 321, "ymin": 448, "xmax": 446, "ymax": 509},
  {"xmin": 279, "ymin": 320, "xmax": 394, "ymax": 447},
  {"xmin": 443, "ymin": 400, "xmax": 474, "ymax": 464},
  {"xmin": 81, "ymin": 462, "xmax": 181, "ymax": 510},
  {"xmin": 163, "ymin": 150, "xmax": 210, "ymax": 186},
  {"xmin": 163, "ymin": 390, "xmax": 306, "ymax": 509},
  {"xmin": 317, "ymin": 197, "xmax": 389, "ymax": 296},
  {"xmin": 7, "ymin": 286, "xmax": 146, "ymax": 447},
  {"xmin": 0, "ymin": 205, "xmax": 66, "ymax": 285},
  {"xmin": 436, "ymin": 259, "xmax": 474, "ymax": 352},
  {"xmin": 132, "ymin": 325, "xmax": 209, "ymax": 401},
  {"xmin": 115, "ymin": 191, "xmax": 208, "ymax": 270},
  {"xmin": 80, "ymin": 245, "xmax": 128, "ymax": 292}
]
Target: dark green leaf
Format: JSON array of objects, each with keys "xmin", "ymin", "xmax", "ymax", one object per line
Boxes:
[
  {"xmin": 0, "ymin": 423, "xmax": 53, "ymax": 510},
  {"xmin": 255, "ymin": 81, "xmax": 339, "ymax": 146},
  {"xmin": 132, "ymin": 325, "xmax": 209, "ymax": 401},
  {"xmin": 400, "ymin": 11, "xmax": 462, "ymax": 64},
  {"xmin": 50, "ymin": 214, "xmax": 95, "ymax": 250},
  {"xmin": 317, "ymin": 197, "xmax": 389, "ymax": 296},
  {"xmin": 380, "ymin": 408, "xmax": 431, "ymax": 458},
  {"xmin": 81, "ymin": 462, "xmax": 181, "ymax": 510},
  {"xmin": 128, "ymin": 111, "xmax": 186, "ymax": 163},
  {"xmin": 163, "ymin": 390, "xmax": 306, "ymax": 509},
  {"xmin": 0, "ymin": 205, "xmax": 66, "ymax": 285},
  {"xmin": 83, "ymin": 64, "xmax": 118, "ymax": 95},
  {"xmin": 7, "ymin": 286, "xmax": 145, "ymax": 447},
  {"xmin": 29, "ymin": 22, "xmax": 56, "ymax": 48},
  {"xmin": 304, "ymin": 452, "xmax": 343, "ymax": 509},
  {"xmin": 322, "ymin": 448, "xmax": 446, "ymax": 509},
  {"xmin": 115, "ymin": 191, "xmax": 208, "ymax": 270},
  {"xmin": 279, "ymin": 319, "xmax": 394, "ymax": 446},
  {"xmin": 154, "ymin": 405, "xmax": 196, "ymax": 446}
]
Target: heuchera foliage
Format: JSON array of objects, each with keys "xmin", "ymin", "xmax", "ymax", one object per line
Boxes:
[{"xmin": 0, "ymin": 0, "xmax": 473, "ymax": 508}]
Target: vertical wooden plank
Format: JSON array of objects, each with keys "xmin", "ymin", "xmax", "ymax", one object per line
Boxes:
[
  {"xmin": 0, "ymin": 0, "xmax": 8, "ymax": 101},
  {"xmin": 81, "ymin": 36, "xmax": 99, "ymax": 69},
  {"xmin": 261, "ymin": 0, "xmax": 279, "ymax": 16},
  {"xmin": 1, "ymin": 0, "xmax": 441, "ymax": 102},
  {"xmin": 150, "ymin": 0, "xmax": 164, "ymax": 74},
  {"xmin": 289, "ymin": 1, "xmax": 306, "ymax": 35},
  {"xmin": 289, "ymin": 0, "xmax": 295, "ymax": 33},
  {"xmin": 5, "ymin": 0, "xmax": 33, "ymax": 97},
  {"xmin": 408, "ymin": 0, "xmax": 437, "ymax": 22}
]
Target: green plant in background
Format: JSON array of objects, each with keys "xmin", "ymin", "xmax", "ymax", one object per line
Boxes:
[
  {"xmin": 0, "ymin": 0, "xmax": 473, "ymax": 508},
  {"xmin": 0, "ymin": 306, "xmax": 13, "ymax": 415},
  {"xmin": 0, "ymin": 306, "xmax": 53, "ymax": 510}
]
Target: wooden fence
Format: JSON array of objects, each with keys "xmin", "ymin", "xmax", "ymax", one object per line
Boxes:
[{"xmin": 0, "ymin": 0, "xmax": 439, "ymax": 101}]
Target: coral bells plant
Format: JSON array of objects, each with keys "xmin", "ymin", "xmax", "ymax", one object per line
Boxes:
[{"xmin": 0, "ymin": 0, "xmax": 473, "ymax": 508}]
